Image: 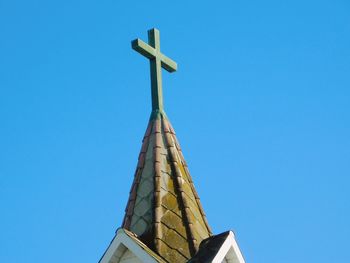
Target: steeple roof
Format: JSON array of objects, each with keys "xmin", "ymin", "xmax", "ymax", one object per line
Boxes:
[{"xmin": 122, "ymin": 111, "xmax": 212, "ymax": 262}]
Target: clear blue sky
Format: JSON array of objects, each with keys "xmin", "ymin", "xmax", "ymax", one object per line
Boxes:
[{"xmin": 1, "ymin": 0, "xmax": 349, "ymax": 262}]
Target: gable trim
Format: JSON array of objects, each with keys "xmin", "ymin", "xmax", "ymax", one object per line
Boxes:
[
  {"xmin": 99, "ymin": 229, "xmax": 162, "ymax": 263},
  {"xmin": 212, "ymin": 231, "xmax": 245, "ymax": 263}
]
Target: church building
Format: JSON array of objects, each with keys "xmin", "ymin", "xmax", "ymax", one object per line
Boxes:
[{"xmin": 99, "ymin": 28, "xmax": 245, "ymax": 263}]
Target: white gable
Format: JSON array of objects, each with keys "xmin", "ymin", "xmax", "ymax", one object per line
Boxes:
[
  {"xmin": 118, "ymin": 246, "xmax": 143, "ymax": 263},
  {"xmin": 99, "ymin": 229, "xmax": 161, "ymax": 263},
  {"xmin": 213, "ymin": 231, "xmax": 245, "ymax": 263},
  {"xmin": 106, "ymin": 243, "xmax": 142, "ymax": 263}
]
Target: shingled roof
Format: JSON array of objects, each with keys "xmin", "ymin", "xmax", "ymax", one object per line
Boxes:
[{"xmin": 122, "ymin": 110, "xmax": 212, "ymax": 262}]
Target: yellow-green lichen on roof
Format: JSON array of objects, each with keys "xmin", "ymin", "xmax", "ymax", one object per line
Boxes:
[{"xmin": 122, "ymin": 111, "xmax": 212, "ymax": 263}]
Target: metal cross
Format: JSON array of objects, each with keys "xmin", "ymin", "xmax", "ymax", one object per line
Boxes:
[{"xmin": 132, "ymin": 28, "xmax": 177, "ymax": 112}]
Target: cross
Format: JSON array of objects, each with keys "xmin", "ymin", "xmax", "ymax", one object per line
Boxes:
[{"xmin": 132, "ymin": 28, "xmax": 177, "ymax": 112}]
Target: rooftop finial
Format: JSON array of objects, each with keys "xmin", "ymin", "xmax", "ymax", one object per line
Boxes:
[{"xmin": 132, "ymin": 28, "xmax": 177, "ymax": 113}]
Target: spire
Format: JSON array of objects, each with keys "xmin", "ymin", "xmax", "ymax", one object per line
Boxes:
[
  {"xmin": 122, "ymin": 29, "xmax": 212, "ymax": 262},
  {"xmin": 132, "ymin": 28, "xmax": 177, "ymax": 114},
  {"xmin": 122, "ymin": 112, "xmax": 212, "ymax": 262}
]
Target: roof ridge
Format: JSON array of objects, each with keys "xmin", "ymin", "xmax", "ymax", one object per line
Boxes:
[
  {"xmin": 161, "ymin": 114, "xmax": 197, "ymax": 255},
  {"xmin": 162, "ymin": 116, "xmax": 212, "ymax": 237},
  {"xmin": 122, "ymin": 120, "xmax": 153, "ymax": 229}
]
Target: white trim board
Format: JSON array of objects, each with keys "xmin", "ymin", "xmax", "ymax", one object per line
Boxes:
[
  {"xmin": 99, "ymin": 229, "xmax": 160, "ymax": 263},
  {"xmin": 212, "ymin": 231, "xmax": 245, "ymax": 263}
]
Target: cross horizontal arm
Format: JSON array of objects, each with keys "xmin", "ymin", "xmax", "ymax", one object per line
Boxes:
[
  {"xmin": 161, "ymin": 54, "xmax": 177, "ymax": 72},
  {"xmin": 132, "ymin": 39, "xmax": 156, "ymax": 60},
  {"xmin": 132, "ymin": 38, "xmax": 177, "ymax": 73}
]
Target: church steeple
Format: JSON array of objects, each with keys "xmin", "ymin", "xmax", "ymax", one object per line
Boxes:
[
  {"xmin": 99, "ymin": 29, "xmax": 245, "ymax": 263},
  {"xmin": 122, "ymin": 28, "xmax": 211, "ymax": 262}
]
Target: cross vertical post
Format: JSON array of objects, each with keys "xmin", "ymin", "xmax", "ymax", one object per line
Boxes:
[
  {"xmin": 149, "ymin": 29, "xmax": 163, "ymax": 111},
  {"xmin": 132, "ymin": 28, "xmax": 177, "ymax": 113}
]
